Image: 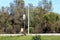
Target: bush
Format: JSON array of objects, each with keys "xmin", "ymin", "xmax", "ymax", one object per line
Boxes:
[
  {"xmin": 29, "ymin": 27, "xmax": 34, "ymax": 33},
  {"xmin": 32, "ymin": 35, "xmax": 41, "ymax": 40}
]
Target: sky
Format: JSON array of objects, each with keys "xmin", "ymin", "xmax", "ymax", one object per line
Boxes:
[{"xmin": 0, "ymin": 0, "xmax": 60, "ymax": 14}]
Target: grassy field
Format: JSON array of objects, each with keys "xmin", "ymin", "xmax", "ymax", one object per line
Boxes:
[{"xmin": 0, "ymin": 36, "xmax": 60, "ymax": 40}]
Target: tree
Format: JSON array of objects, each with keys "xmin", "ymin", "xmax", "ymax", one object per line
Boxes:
[
  {"xmin": 13, "ymin": 0, "xmax": 26, "ymax": 33},
  {"xmin": 42, "ymin": 12, "xmax": 60, "ymax": 33},
  {"xmin": 42, "ymin": 0, "xmax": 52, "ymax": 12},
  {"xmin": 10, "ymin": 3, "xmax": 15, "ymax": 15}
]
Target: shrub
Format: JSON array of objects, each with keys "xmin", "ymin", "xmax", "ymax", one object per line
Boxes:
[{"xmin": 32, "ymin": 35, "xmax": 41, "ymax": 40}]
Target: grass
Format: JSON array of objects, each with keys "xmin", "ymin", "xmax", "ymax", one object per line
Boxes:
[
  {"xmin": 0, "ymin": 36, "xmax": 60, "ymax": 40},
  {"xmin": 41, "ymin": 36, "xmax": 60, "ymax": 40}
]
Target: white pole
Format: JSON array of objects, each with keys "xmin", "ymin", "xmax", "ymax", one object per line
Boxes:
[{"xmin": 28, "ymin": 4, "xmax": 29, "ymax": 34}]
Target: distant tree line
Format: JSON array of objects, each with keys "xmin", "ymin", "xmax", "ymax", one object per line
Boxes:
[{"xmin": 0, "ymin": 0, "xmax": 60, "ymax": 34}]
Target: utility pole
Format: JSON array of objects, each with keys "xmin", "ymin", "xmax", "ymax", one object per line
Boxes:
[{"xmin": 28, "ymin": 4, "xmax": 29, "ymax": 34}]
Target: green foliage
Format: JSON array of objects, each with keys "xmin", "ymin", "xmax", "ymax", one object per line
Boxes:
[
  {"xmin": 0, "ymin": 0, "xmax": 60, "ymax": 33},
  {"xmin": 29, "ymin": 27, "xmax": 34, "ymax": 33},
  {"xmin": 5, "ymin": 21, "xmax": 14, "ymax": 34},
  {"xmin": 5, "ymin": 21, "xmax": 10, "ymax": 28},
  {"xmin": 32, "ymin": 35, "xmax": 41, "ymax": 40}
]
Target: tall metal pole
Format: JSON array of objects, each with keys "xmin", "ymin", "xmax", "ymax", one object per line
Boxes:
[{"xmin": 28, "ymin": 4, "xmax": 29, "ymax": 34}]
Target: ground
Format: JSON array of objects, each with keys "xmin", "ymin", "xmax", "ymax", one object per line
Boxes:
[{"xmin": 0, "ymin": 36, "xmax": 60, "ymax": 40}]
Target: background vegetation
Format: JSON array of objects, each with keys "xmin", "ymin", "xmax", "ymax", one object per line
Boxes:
[{"xmin": 0, "ymin": 0, "xmax": 60, "ymax": 34}]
